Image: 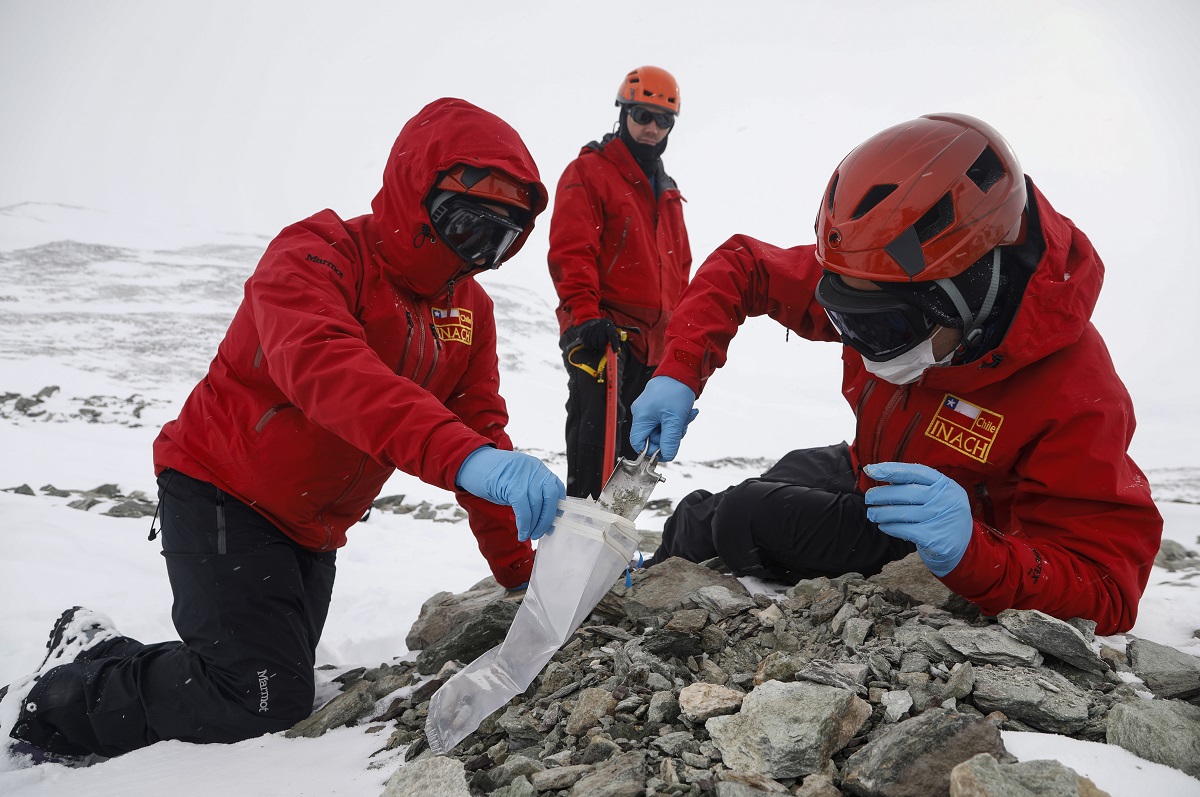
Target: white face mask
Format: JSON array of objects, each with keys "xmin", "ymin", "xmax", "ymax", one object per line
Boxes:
[{"xmin": 862, "ymin": 327, "xmax": 956, "ymax": 385}]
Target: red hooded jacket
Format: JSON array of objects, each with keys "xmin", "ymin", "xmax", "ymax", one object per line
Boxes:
[
  {"xmin": 153, "ymin": 99, "xmax": 549, "ymax": 588},
  {"xmin": 654, "ymin": 181, "xmax": 1162, "ymax": 634},
  {"xmin": 547, "ymin": 135, "xmax": 691, "ymax": 365}
]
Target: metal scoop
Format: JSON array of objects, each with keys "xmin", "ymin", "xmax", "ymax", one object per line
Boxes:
[{"xmin": 596, "ymin": 442, "xmax": 666, "ymax": 521}]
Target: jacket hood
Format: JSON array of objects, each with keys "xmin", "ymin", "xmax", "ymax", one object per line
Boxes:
[
  {"xmin": 923, "ymin": 179, "xmax": 1103, "ymax": 392},
  {"xmin": 369, "ymin": 98, "xmax": 548, "ymax": 298}
]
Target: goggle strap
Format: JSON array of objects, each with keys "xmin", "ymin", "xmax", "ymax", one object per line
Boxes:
[{"xmin": 934, "ymin": 249, "xmax": 1002, "ymax": 344}]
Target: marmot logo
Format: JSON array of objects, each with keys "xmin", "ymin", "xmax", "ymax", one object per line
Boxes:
[
  {"xmin": 257, "ymin": 669, "xmax": 270, "ymax": 713},
  {"xmin": 306, "ymin": 253, "xmax": 344, "ymax": 278}
]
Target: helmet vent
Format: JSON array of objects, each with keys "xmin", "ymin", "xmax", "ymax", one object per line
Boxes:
[
  {"xmin": 914, "ymin": 193, "xmax": 955, "ymax": 243},
  {"xmin": 826, "ymin": 173, "xmax": 839, "ymax": 214},
  {"xmin": 850, "ymin": 184, "xmax": 897, "ymax": 220},
  {"xmin": 967, "ymin": 147, "xmax": 1005, "ymax": 193}
]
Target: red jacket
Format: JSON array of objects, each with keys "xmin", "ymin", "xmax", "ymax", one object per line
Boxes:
[
  {"xmin": 655, "ymin": 181, "xmax": 1162, "ymax": 634},
  {"xmin": 153, "ymin": 99, "xmax": 549, "ymax": 588},
  {"xmin": 547, "ymin": 135, "xmax": 691, "ymax": 365}
]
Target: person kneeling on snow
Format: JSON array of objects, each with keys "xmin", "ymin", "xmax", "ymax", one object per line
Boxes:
[
  {"xmin": 631, "ymin": 113, "xmax": 1162, "ymax": 637},
  {"xmin": 2, "ymin": 98, "xmax": 564, "ymax": 762}
]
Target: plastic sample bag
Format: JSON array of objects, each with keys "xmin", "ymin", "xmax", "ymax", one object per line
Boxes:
[{"xmin": 425, "ymin": 498, "xmax": 639, "ymax": 755}]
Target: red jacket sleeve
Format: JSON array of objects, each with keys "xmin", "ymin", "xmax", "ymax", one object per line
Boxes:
[
  {"xmin": 547, "ymin": 158, "xmax": 605, "ymax": 328},
  {"xmin": 654, "ymin": 235, "xmax": 840, "ymax": 394}
]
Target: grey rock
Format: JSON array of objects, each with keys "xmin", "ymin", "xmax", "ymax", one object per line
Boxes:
[
  {"xmin": 996, "ymin": 609, "xmax": 1106, "ymax": 674},
  {"xmin": 531, "ymin": 765, "xmax": 592, "ymax": 791},
  {"xmin": 693, "ymin": 584, "xmax": 757, "ymax": 621},
  {"xmin": 381, "ymin": 756, "xmax": 471, "ymax": 797},
  {"xmin": 415, "ymin": 599, "xmax": 519, "ymax": 675},
  {"xmin": 707, "ymin": 680, "xmax": 870, "ymax": 779},
  {"xmin": 1106, "ymin": 698, "xmax": 1200, "ymax": 778},
  {"xmin": 868, "ymin": 553, "xmax": 971, "ymax": 611},
  {"xmin": 406, "ymin": 578, "xmax": 514, "ymax": 650},
  {"xmin": 568, "ymin": 750, "xmax": 648, "ymax": 797},
  {"xmin": 895, "ymin": 623, "xmax": 966, "ymax": 664},
  {"xmin": 565, "ymin": 687, "xmax": 617, "ymax": 735},
  {"xmin": 949, "ymin": 752, "xmax": 1110, "ymax": 797},
  {"xmin": 842, "ymin": 708, "xmax": 1011, "ymax": 797},
  {"xmin": 971, "ymin": 668, "xmax": 1090, "ymax": 734},
  {"xmin": 596, "ymin": 556, "xmax": 748, "ymax": 621},
  {"xmin": 285, "ymin": 681, "xmax": 375, "ymax": 738},
  {"xmin": 103, "ymin": 498, "xmax": 158, "ymax": 518},
  {"xmin": 1127, "ymin": 636, "xmax": 1200, "ymax": 700},
  {"xmin": 1154, "ymin": 538, "xmax": 1200, "ymax": 572},
  {"xmin": 940, "ymin": 625, "xmax": 1044, "ymax": 668}
]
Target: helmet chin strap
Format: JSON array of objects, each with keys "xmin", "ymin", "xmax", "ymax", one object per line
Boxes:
[{"xmin": 934, "ymin": 248, "xmax": 1002, "ymax": 347}]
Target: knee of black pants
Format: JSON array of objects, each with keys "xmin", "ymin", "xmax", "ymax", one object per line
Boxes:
[
  {"xmin": 652, "ymin": 489, "xmax": 719, "ymax": 565},
  {"xmin": 710, "ymin": 481, "xmax": 789, "ymax": 581}
]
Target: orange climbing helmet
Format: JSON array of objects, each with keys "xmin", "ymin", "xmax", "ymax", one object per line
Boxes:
[{"xmin": 615, "ymin": 66, "xmax": 681, "ymax": 114}]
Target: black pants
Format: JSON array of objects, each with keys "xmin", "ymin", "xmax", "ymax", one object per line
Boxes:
[
  {"xmin": 12, "ymin": 470, "xmax": 336, "ymax": 757},
  {"xmin": 562, "ymin": 341, "xmax": 653, "ymax": 500},
  {"xmin": 651, "ymin": 443, "xmax": 915, "ymax": 584}
]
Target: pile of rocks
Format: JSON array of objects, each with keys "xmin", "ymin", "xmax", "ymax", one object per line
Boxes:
[
  {"xmin": 3, "ymin": 481, "xmax": 158, "ymax": 518},
  {"xmin": 296, "ymin": 552, "xmax": 1200, "ymax": 797},
  {"xmin": 0, "ymin": 385, "xmax": 162, "ymax": 427}
]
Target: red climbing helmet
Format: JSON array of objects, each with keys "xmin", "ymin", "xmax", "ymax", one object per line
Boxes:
[{"xmin": 815, "ymin": 113, "xmax": 1027, "ymax": 282}]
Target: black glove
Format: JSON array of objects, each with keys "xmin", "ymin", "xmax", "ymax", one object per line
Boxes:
[{"xmin": 577, "ymin": 317, "xmax": 622, "ymax": 352}]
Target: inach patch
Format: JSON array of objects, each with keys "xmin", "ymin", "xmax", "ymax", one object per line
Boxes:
[
  {"xmin": 925, "ymin": 394, "xmax": 1003, "ymax": 463},
  {"xmin": 432, "ymin": 307, "xmax": 473, "ymax": 345}
]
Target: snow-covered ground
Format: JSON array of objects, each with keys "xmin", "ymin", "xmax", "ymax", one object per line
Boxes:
[{"xmin": 1, "ymin": 1, "xmax": 1198, "ymax": 794}]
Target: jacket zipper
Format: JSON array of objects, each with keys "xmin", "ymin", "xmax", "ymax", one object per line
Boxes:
[
  {"xmin": 423, "ymin": 322, "xmax": 443, "ymax": 388},
  {"xmin": 398, "ymin": 310, "xmax": 416, "ymax": 374},
  {"xmin": 871, "ymin": 384, "xmax": 910, "ymax": 465},
  {"xmin": 975, "ymin": 482, "xmax": 996, "ymax": 529},
  {"xmin": 893, "ymin": 412, "xmax": 923, "ymax": 461},
  {"xmin": 254, "ymin": 403, "xmax": 293, "ymax": 433},
  {"xmin": 605, "ymin": 218, "xmax": 630, "ymax": 277}
]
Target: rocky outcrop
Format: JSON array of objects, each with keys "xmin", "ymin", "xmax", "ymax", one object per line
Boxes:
[{"xmin": 293, "ymin": 548, "xmax": 1200, "ymax": 796}]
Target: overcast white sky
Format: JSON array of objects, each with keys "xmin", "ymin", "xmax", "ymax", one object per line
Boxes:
[{"xmin": 2, "ymin": 0, "xmax": 1198, "ymax": 467}]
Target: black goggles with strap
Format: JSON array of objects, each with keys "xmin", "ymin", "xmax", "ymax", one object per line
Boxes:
[
  {"xmin": 814, "ymin": 273, "xmax": 937, "ymax": 362},
  {"xmin": 628, "ymin": 105, "xmax": 676, "ymax": 129},
  {"xmin": 429, "ymin": 196, "xmax": 525, "ymax": 270}
]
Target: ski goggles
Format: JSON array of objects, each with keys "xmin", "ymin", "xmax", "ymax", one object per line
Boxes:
[
  {"xmin": 429, "ymin": 196, "xmax": 525, "ymax": 270},
  {"xmin": 814, "ymin": 272, "xmax": 936, "ymax": 362},
  {"xmin": 628, "ymin": 105, "xmax": 676, "ymax": 129}
]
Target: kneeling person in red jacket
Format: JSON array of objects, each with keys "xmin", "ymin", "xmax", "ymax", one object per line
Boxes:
[
  {"xmin": 631, "ymin": 113, "xmax": 1162, "ymax": 636},
  {"xmin": 4, "ymin": 98, "xmax": 565, "ymax": 762}
]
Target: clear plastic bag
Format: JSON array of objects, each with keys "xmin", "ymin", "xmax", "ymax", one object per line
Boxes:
[{"xmin": 425, "ymin": 498, "xmax": 639, "ymax": 755}]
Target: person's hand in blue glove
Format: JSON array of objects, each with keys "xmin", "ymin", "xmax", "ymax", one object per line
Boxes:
[
  {"xmin": 629, "ymin": 375, "xmax": 699, "ymax": 461},
  {"xmin": 862, "ymin": 462, "xmax": 973, "ymax": 577},
  {"xmin": 456, "ymin": 446, "xmax": 566, "ymax": 542}
]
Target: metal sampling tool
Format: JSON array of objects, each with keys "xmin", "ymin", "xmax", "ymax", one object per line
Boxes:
[{"xmin": 596, "ymin": 442, "xmax": 666, "ymax": 521}]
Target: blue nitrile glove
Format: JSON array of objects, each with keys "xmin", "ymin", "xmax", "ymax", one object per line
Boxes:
[
  {"xmin": 629, "ymin": 376, "xmax": 699, "ymax": 462},
  {"xmin": 456, "ymin": 446, "xmax": 566, "ymax": 542},
  {"xmin": 863, "ymin": 462, "xmax": 972, "ymax": 577},
  {"xmin": 577, "ymin": 318, "xmax": 622, "ymax": 353}
]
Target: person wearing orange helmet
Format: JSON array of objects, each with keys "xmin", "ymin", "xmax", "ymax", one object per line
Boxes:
[
  {"xmin": 631, "ymin": 113, "xmax": 1162, "ymax": 635},
  {"xmin": 2, "ymin": 98, "xmax": 565, "ymax": 763},
  {"xmin": 548, "ymin": 65, "xmax": 692, "ymax": 499}
]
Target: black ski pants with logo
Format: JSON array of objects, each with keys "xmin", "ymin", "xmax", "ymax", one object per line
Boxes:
[
  {"xmin": 12, "ymin": 470, "xmax": 336, "ymax": 757},
  {"xmin": 562, "ymin": 338, "xmax": 654, "ymax": 500},
  {"xmin": 649, "ymin": 442, "xmax": 915, "ymax": 584}
]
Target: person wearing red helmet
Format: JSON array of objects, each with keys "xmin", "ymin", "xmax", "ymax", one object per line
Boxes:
[
  {"xmin": 631, "ymin": 113, "xmax": 1162, "ymax": 636},
  {"xmin": 548, "ymin": 65, "xmax": 692, "ymax": 498},
  {"xmin": 3, "ymin": 98, "xmax": 565, "ymax": 762}
]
